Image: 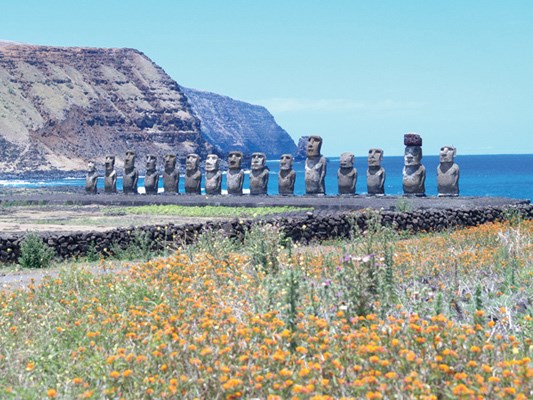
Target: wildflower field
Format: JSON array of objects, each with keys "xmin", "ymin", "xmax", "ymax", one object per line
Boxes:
[{"xmin": 0, "ymin": 214, "xmax": 532, "ymax": 399}]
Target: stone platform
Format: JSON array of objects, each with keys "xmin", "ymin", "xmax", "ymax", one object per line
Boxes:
[{"xmin": 0, "ymin": 192, "xmax": 529, "ymax": 211}]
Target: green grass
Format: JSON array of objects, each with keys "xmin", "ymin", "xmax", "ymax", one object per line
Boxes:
[{"xmin": 104, "ymin": 204, "xmax": 310, "ymax": 218}]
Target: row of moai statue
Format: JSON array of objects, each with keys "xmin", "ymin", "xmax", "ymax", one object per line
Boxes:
[
  {"xmin": 85, "ymin": 150, "xmax": 273, "ymax": 195},
  {"xmin": 85, "ymin": 134, "xmax": 459, "ymax": 196},
  {"xmin": 302, "ymin": 134, "xmax": 459, "ymax": 197}
]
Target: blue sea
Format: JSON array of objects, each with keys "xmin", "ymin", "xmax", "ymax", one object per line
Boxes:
[{"xmin": 1, "ymin": 154, "xmax": 532, "ymax": 200}]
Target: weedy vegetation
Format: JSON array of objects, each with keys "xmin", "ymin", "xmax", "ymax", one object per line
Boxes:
[
  {"xmin": 104, "ymin": 205, "xmax": 310, "ymax": 218},
  {"xmin": 0, "ymin": 213, "xmax": 532, "ymax": 399}
]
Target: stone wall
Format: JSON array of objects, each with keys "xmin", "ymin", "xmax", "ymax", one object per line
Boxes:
[{"xmin": 2, "ymin": 204, "xmax": 533, "ymax": 264}]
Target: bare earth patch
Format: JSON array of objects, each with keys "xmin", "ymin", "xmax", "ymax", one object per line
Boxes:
[{"xmin": 0, "ymin": 204, "xmax": 228, "ymax": 235}]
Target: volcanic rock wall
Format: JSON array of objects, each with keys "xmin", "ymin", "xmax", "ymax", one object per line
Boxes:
[{"xmin": 1, "ymin": 204, "xmax": 532, "ymax": 263}]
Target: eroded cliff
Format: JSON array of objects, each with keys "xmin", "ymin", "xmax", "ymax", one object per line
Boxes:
[
  {"xmin": 183, "ymin": 87, "xmax": 296, "ymax": 158},
  {"xmin": 0, "ymin": 42, "xmax": 207, "ymax": 172}
]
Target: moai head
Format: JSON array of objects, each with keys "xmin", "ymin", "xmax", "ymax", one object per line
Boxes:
[
  {"xmin": 88, "ymin": 160, "xmax": 96, "ymax": 173},
  {"xmin": 440, "ymin": 146, "xmax": 456, "ymax": 163},
  {"xmin": 124, "ymin": 150, "xmax": 136, "ymax": 170},
  {"xmin": 280, "ymin": 154, "xmax": 293, "ymax": 171},
  {"xmin": 404, "ymin": 146, "xmax": 422, "ymax": 166},
  {"xmin": 205, "ymin": 154, "xmax": 220, "ymax": 172},
  {"xmin": 105, "ymin": 155, "xmax": 115, "ymax": 172},
  {"xmin": 146, "ymin": 154, "xmax": 157, "ymax": 171},
  {"xmin": 251, "ymin": 152, "xmax": 266, "ymax": 170},
  {"xmin": 307, "ymin": 135, "xmax": 323, "ymax": 157},
  {"xmin": 186, "ymin": 153, "xmax": 200, "ymax": 172},
  {"xmin": 164, "ymin": 154, "xmax": 177, "ymax": 172},
  {"xmin": 228, "ymin": 151, "xmax": 243, "ymax": 169},
  {"xmin": 340, "ymin": 152, "xmax": 354, "ymax": 169},
  {"xmin": 368, "ymin": 148, "xmax": 384, "ymax": 167}
]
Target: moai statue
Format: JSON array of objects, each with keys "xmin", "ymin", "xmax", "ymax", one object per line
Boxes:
[
  {"xmin": 104, "ymin": 155, "xmax": 117, "ymax": 194},
  {"xmin": 227, "ymin": 151, "xmax": 244, "ymax": 195},
  {"xmin": 205, "ymin": 154, "xmax": 222, "ymax": 195},
  {"xmin": 337, "ymin": 152, "xmax": 357, "ymax": 195},
  {"xmin": 184, "ymin": 153, "xmax": 202, "ymax": 194},
  {"xmin": 278, "ymin": 154, "xmax": 296, "ymax": 195},
  {"xmin": 402, "ymin": 133, "xmax": 425, "ymax": 196},
  {"xmin": 162, "ymin": 154, "xmax": 179, "ymax": 194},
  {"xmin": 367, "ymin": 148, "xmax": 386, "ymax": 195},
  {"xmin": 305, "ymin": 135, "xmax": 327, "ymax": 195},
  {"xmin": 123, "ymin": 150, "xmax": 139, "ymax": 194},
  {"xmin": 437, "ymin": 145, "xmax": 460, "ymax": 196},
  {"xmin": 249, "ymin": 152, "xmax": 269, "ymax": 195},
  {"xmin": 144, "ymin": 154, "xmax": 159, "ymax": 195},
  {"xmin": 85, "ymin": 160, "xmax": 99, "ymax": 194}
]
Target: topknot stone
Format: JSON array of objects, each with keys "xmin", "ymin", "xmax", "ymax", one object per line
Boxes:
[{"xmin": 404, "ymin": 133, "xmax": 422, "ymax": 146}]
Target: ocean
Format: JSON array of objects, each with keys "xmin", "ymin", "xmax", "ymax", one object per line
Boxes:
[{"xmin": 1, "ymin": 154, "xmax": 532, "ymax": 200}]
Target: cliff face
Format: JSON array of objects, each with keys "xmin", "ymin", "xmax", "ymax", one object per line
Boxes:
[
  {"xmin": 0, "ymin": 42, "xmax": 208, "ymax": 172},
  {"xmin": 182, "ymin": 87, "xmax": 296, "ymax": 158}
]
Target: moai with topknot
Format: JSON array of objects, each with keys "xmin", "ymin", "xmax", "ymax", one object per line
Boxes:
[{"xmin": 402, "ymin": 133, "xmax": 425, "ymax": 196}]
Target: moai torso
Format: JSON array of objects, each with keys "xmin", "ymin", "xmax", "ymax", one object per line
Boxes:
[
  {"xmin": 402, "ymin": 134, "xmax": 425, "ymax": 196},
  {"xmin": 437, "ymin": 146, "xmax": 460, "ymax": 196},
  {"xmin": 162, "ymin": 154, "xmax": 179, "ymax": 194},
  {"xmin": 123, "ymin": 150, "xmax": 139, "ymax": 194},
  {"xmin": 227, "ymin": 151, "xmax": 244, "ymax": 195},
  {"xmin": 104, "ymin": 156, "xmax": 117, "ymax": 194},
  {"xmin": 337, "ymin": 152, "xmax": 357, "ymax": 195},
  {"xmin": 367, "ymin": 148, "xmax": 385, "ymax": 195},
  {"xmin": 205, "ymin": 154, "xmax": 222, "ymax": 195},
  {"xmin": 249, "ymin": 152, "xmax": 269, "ymax": 195},
  {"xmin": 278, "ymin": 154, "xmax": 296, "ymax": 195},
  {"xmin": 144, "ymin": 155, "xmax": 159, "ymax": 195},
  {"xmin": 184, "ymin": 154, "xmax": 202, "ymax": 194},
  {"xmin": 85, "ymin": 161, "xmax": 98, "ymax": 194},
  {"xmin": 305, "ymin": 136, "xmax": 327, "ymax": 195}
]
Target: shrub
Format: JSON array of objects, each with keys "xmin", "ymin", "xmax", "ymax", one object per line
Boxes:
[
  {"xmin": 243, "ymin": 223, "xmax": 284, "ymax": 274},
  {"xmin": 18, "ymin": 233, "xmax": 55, "ymax": 269}
]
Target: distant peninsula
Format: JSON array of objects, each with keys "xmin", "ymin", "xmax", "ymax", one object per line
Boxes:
[{"xmin": 0, "ymin": 41, "xmax": 296, "ymax": 174}]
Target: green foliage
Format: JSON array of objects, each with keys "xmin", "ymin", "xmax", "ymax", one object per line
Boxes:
[
  {"xmin": 185, "ymin": 229, "xmax": 238, "ymax": 262},
  {"xmin": 396, "ymin": 197, "xmax": 413, "ymax": 212},
  {"xmin": 18, "ymin": 233, "xmax": 55, "ymax": 269},
  {"xmin": 502, "ymin": 206, "xmax": 524, "ymax": 227},
  {"xmin": 243, "ymin": 223, "xmax": 284, "ymax": 274},
  {"xmin": 106, "ymin": 205, "xmax": 310, "ymax": 218},
  {"xmin": 109, "ymin": 231, "xmax": 158, "ymax": 262}
]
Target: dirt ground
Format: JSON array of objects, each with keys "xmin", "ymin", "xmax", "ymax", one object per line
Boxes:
[{"xmin": 0, "ymin": 204, "xmax": 228, "ymax": 235}]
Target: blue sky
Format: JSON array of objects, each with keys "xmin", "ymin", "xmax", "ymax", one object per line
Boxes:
[{"xmin": 1, "ymin": 0, "xmax": 532, "ymax": 156}]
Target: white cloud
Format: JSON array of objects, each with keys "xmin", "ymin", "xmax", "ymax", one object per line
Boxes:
[{"xmin": 255, "ymin": 97, "xmax": 423, "ymax": 115}]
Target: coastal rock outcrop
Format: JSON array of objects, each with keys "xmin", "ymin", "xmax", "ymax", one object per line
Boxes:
[
  {"xmin": 182, "ymin": 87, "xmax": 296, "ymax": 158},
  {"xmin": 0, "ymin": 42, "xmax": 209, "ymax": 173}
]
